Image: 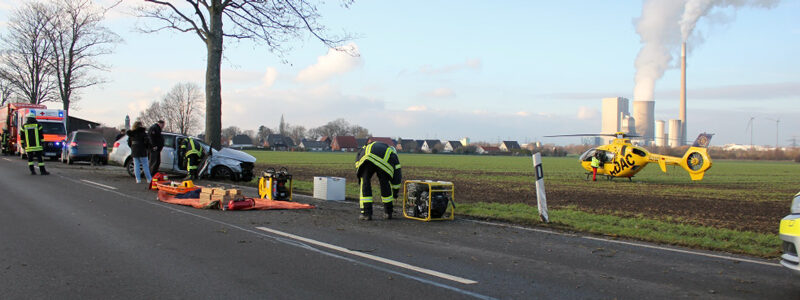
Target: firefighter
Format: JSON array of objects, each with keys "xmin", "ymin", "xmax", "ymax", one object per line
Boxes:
[
  {"xmin": 180, "ymin": 137, "xmax": 204, "ymax": 180},
  {"xmin": 21, "ymin": 112, "xmax": 48, "ymax": 175},
  {"xmin": 1, "ymin": 130, "xmax": 8, "ymax": 155},
  {"xmin": 355, "ymin": 141, "xmax": 402, "ymax": 220}
]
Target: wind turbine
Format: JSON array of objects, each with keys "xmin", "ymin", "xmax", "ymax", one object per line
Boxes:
[
  {"xmin": 764, "ymin": 117, "xmax": 781, "ymax": 149},
  {"xmin": 745, "ymin": 117, "xmax": 755, "ymax": 149}
]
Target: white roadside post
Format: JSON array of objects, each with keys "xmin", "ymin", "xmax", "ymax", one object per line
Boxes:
[{"xmin": 532, "ymin": 152, "xmax": 549, "ymax": 223}]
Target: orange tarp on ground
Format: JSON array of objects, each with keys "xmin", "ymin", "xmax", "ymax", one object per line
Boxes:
[{"xmin": 157, "ymin": 190, "xmax": 315, "ymax": 210}]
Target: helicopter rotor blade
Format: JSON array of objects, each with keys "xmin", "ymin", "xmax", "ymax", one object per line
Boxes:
[{"xmin": 545, "ymin": 133, "xmax": 642, "ymax": 138}]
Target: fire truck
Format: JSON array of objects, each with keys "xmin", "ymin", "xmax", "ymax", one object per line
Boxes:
[{"xmin": 0, "ymin": 103, "xmax": 67, "ymax": 159}]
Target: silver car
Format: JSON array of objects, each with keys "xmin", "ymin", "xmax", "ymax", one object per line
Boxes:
[{"xmin": 109, "ymin": 133, "xmax": 256, "ymax": 181}]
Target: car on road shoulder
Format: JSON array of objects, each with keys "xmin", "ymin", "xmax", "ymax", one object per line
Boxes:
[
  {"xmin": 109, "ymin": 132, "xmax": 256, "ymax": 181},
  {"xmin": 780, "ymin": 192, "xmax": 800, "ymax": 273},
  {"xmin": 61, "ymin": 130, "xmax": 108, "ymax": 165}
]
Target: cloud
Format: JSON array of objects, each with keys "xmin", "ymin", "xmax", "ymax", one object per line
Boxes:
[
  {"xmin": 405, "ymin": 105, "xmax": 428, "ymax": 112},
  {"xmin": 419, "ymin": 58, "xmax": 482, "ymax": 75},
  {"xmin": 262, "ymin": 67, "xmax": 278, "ymax": 88},
  {"xmin": 655, "ymin": 81, "xmax": 800, "ymax": 101},
  {"xmin": 515, "ymin": 111, "xmax": 530, "ymax": 117},
  {"xmin": 424, "ymin": 87, "xmax": 455, "ymax": 98},
  {"xmin": 577, "ymin": 106, "xmax": 598, "ymax": 120},
  {"xmin": 295, "ymin": 42, "xmax": 362, "ymax": 83}
]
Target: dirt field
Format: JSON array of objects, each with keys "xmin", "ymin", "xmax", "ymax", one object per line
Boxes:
[{"xmin": 258, "ymin": 165, "xmax": 788, "ymax": 234}]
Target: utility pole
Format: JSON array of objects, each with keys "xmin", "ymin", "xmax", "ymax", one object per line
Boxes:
[{"xmin": 745, "ymin": 117, "xmax": 755, "ymax": 149}]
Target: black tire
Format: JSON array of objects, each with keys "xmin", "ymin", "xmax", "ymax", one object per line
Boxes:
[
  {"xmin": 211, "ymin": 166, "xmax": 235, "ymax": 181},
  {"xmin": 125, "ymin": 158, "xmax": 135, "ymax": 177}
]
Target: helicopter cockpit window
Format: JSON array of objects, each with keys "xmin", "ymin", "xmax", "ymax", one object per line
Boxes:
[
  {"xmin": 602, "ymin": 151, "xmax": 615, "ymax": 162},
  {"xmin": 632, "ymin": 148, "xmax": 647, "ymax": 157},
  {"xmin": 579, "ymin": 149, "xmax": 596, "ymax": 162}
]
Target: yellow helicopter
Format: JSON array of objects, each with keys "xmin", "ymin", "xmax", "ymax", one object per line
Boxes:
[{"xmin": 547, "ymin": 132, "xmax": 714, "ymax": 181}]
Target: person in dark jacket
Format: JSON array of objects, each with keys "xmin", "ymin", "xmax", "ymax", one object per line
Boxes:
[
  {"xmin": 21, "ymin": 113, "xmax": 48, "ymax": 175},
  {"xmin": 147, "ymin": 120, "xmax": 165, "ymax": 175},
  {"xmin": 128, "ymin": 121, "xmax": 152, "ymax": 183},
  {"xmin": 355, "ymin": 141, "xmax": 402, "ymax": 220}
]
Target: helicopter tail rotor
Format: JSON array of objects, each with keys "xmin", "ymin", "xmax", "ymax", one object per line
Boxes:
[{"xmin": 680, "ymin": 147, "xmax": 712, "ymax": 180}]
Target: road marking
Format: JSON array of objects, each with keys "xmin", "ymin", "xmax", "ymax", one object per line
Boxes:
[
  {"xmin": 2, "ymin": 158, "xmax": 13, "ymax": 162},
  {"xmin": 80, "ymin": 179, "xmax": 117, "ymax": 190},
  {"xmin": 467, "ymin": 219, "xmax": 781, "ymax": 267},
  {"xmin": 64, "ymin": 176, "xmax": 494, "ymax": 300},
  {"xmin": 256, "ymin": 226, "xmax": 479, "ymax": 285}
]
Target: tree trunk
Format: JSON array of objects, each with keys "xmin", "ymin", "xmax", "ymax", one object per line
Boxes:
[{"xmin": 205, "ymin": 4, "xmax": 223, "ymax": 150}]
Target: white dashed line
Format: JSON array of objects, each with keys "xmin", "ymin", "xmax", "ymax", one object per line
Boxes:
[{"xmin": 80, "ymin": 179, "xmax": 117, "ymax": 190}]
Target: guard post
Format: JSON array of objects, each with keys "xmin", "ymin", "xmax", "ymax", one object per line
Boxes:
[{"xmin": 532, "ymin": 152, "xmax": 549, "ymax": 223}]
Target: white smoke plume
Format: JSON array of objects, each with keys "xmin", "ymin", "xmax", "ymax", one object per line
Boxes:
[{"xmin": 633, "ymin": 0, "xmax": 779, "ymax": 102}]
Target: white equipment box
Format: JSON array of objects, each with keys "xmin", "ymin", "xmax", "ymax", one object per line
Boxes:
[{"xmin": 313, "ymin": 176, "xmax": 346, "ymax": 201}]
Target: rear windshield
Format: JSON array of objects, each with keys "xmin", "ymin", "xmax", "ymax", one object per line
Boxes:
[
  {"xmin": 75, "ymin": 132, "xmax": 104, "ymax": 143},
  {"xmin": 40, "ymin": 122, "xmax": 66, "ymax": 135}
]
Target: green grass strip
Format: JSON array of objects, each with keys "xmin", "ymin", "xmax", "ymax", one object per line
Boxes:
[{"xmin": 458, "ymin": 202, "xmax": 781, "ymax": 258}]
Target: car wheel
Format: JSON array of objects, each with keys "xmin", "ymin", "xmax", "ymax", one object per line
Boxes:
[
  {"xmin": 211, "ymin": 166, "xmax": 234, "ymax": 181},
  {"xmin": 125, "ymin": 158, "xmax": 135, "ymax": 177}
]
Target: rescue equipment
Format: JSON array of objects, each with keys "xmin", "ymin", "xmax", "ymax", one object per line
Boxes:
[
  {"xmin": 258, "ymin": 167, "xmax": 292, "ymax": 201},
  {"xmin": 155, "ymin": 183, "xmax": 314, "ymax": 211},
  {"xmin": 150, "ymin": 172, "xmax": 168, "ymax": 190},
  {"xmin": 403, "ymin": 180, "xmax": 455, "ymax": 221}
]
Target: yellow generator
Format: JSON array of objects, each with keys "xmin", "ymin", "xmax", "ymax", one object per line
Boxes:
[
  {"xmin": 403, "ymin": 180, "xmax": 455, "ymax": 221},
  {"xmin": 258, "ymin": 167, "xmax": 292, "ymax": 201}
]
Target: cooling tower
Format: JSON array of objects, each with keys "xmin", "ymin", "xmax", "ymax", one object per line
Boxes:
[
  {"xmin": 668, "ymin": 119, "xmax": 682, "ymax": 147},
  {"xmin": 633, "ymin": 100, "xmax": 655, "ymax": 144},
  {"xmin": 680, "ymin": 43, "xmax": 687, "ymax": 146},
  {"xmin": 655, "ymin": 120, "xmax": 665, "ymax": 147}
]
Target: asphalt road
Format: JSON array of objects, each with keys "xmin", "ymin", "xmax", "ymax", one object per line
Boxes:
[{"xmin": 0, "ymin": 155, "xmax": 798, "ymax": 299}]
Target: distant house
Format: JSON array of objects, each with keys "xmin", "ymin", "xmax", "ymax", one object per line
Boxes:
[
  {"xmin": 229, "ymin": 134, "xmax": 253, "ymax": 148},
  {"xmin": 442, "ymin": 141, "xmax": 463, "ymax": 153},
  {"xmin": 499, "ymin": 141, "xmax": 521, "ymax": 152},
  {"xmin": 356, "ymin": 138, "xmax": 369, "ymax": 148},
  {"xmin": 421, "ymin": 140, "xmax": 441, "ymax": 153},
  {"xmin": 476, "ymin": 145, "xmax": 500, "ymax": 154},
  {"xmin": 318, "ymin": 136, "xmax": 332, "ymax": 146},
  {"xmin": 264, "ymin": 134, "xmax": 295, "ymax": 151},
  {"xmin": 299, "ymin": 139, "xmax": 330, "ymax": 151},
  {"xmin": 368, "ymin": 137, "xmax": 395, "ymax": 147},
  {"xmin": 397, "ymin": 139, "xmax": 419, "ymax": 153},
  {"xmin": 331, "ymin": 136, "xmax": 358, "ymax": 152},
  {"xmin": 415, "ymin": 140, "xmax": 425, "ymax": 149}
]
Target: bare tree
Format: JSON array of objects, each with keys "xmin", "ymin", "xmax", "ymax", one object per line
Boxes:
[
  {"xmin": 162, "ymin": 82, "xmax": 204, "ymax": 135},
  {"xmin": 221, "ymin": 126, "xmax": 241, "ymax": 143},
  {"xmin": 256, "ymin": 125, "xmax": 272, "ymax": 144},
  {"xmin": 45, "ymin": 0, "xmax": 121, "ymax": 114},
  {"xmin": 0, "ymin": 78, "xmax": 14, "ymax": 106},
  {"xmin": 0, "ymin": 1, "xmax": 56, "ymax": 105},
  {"xmin": 136, "ymin": 101, "xmax": 171, "ymax": 131},
  {"xmin": 136, "ymin": 0, "xmax": 353, "ymax": 150},
  {"xmin": 287, "ymin": 124, "xmax": 306, "ymax": 142},
  {"xmin": 309, "ymin": 118, "xmax": 369, "ymax": 138}
]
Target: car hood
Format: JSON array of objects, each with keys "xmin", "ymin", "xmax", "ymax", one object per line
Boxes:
[{"xmin": 211, "ymin": 147, "xmax": 256, "ymax": 163}]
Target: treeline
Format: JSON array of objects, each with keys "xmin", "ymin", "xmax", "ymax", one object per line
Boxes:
[{"xmin": 0, "ymin": 0, "xmax": 119, "ymax": 112}]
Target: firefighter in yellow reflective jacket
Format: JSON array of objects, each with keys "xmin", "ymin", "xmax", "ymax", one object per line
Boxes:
[
  {"xmin": 180, "ymin": 137, "xmax": 204, "ymax": 180},
  {"xmin": 1, "ymin": 130, "xmax": 8, "ymax": 155},
  {"xmin": 21, "ymin": 113, "xmax": 49, "ymax": 175},
  {"xmin": 355, "ymin": 141, "xmax": 402, "ymax": 220}
]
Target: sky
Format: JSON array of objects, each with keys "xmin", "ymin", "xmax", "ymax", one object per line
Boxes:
[{"xmin": 0, "ymin": 0, "xmax": 798, "ymax": 147}]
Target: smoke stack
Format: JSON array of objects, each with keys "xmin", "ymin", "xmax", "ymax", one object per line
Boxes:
[{"xmin": 680, "ymin": 42, "xmax": 686, "ymax": 146}]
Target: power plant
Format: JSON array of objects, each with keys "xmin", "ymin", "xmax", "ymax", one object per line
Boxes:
[{"xmin": 601, "ymin": 42, "xmax": 688, "ymax": 147}]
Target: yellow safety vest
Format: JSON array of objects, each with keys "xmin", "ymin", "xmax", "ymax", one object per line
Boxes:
[
  {"xmin": 591, "ymin": 156, "xmax": 600, "ymax": 168},
  {"xmin": 23, "ymin": 123, "xmax": 43, "ymax": 152}
]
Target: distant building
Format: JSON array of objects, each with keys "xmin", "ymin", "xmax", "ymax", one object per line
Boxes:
[
  {"xmin": 499, "ymin": 141, "xmax": 521, "ymax": 152},
  {"xmin": 264, "ymin": 134, "xmax": 295, "ymax": 151},
  {"xmin": 421, "ymin": 140, "xmax": 441, "ymax": 153},
  {"xmin": 601, "ymin": 97, "xmax": 631, "ymax": 144},
  {"xmin": 476, "ymin": 145, "xmax": 500, "ymax": 154},
  {"xmin": 331, "ymin": 136, "xmax": 358, "ymax": 152},
  {"xmin": 442, "ymin": 141, "xmax": 463, "ymax": 153},
  {"xmin": 356, "ymin": 138, "xmax": 369, "ymax": 148},
  {"xmin": 397, "ymin": 139, "xmax": 419, "ymax": 153},
  {"xmin": 298, "ymin": 139, "xmax": 330, "ymax": 151},
  {"xmin": 368, "ymin": 137, "xmax": 395, "ymax": 147},
  {"xmin": 229, "ymin": 134, "xmax": 253, "ymax": 148}
]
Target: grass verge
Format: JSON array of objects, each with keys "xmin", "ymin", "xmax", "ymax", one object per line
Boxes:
[{"xmin": 458, "ymin": 202, "xmax": 781, "ymax": 258}]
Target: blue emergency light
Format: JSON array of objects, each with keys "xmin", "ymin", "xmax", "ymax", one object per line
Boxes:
[{"xmin": 58, "ymin": 111, "xmax": 63, "ymax": 117}]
